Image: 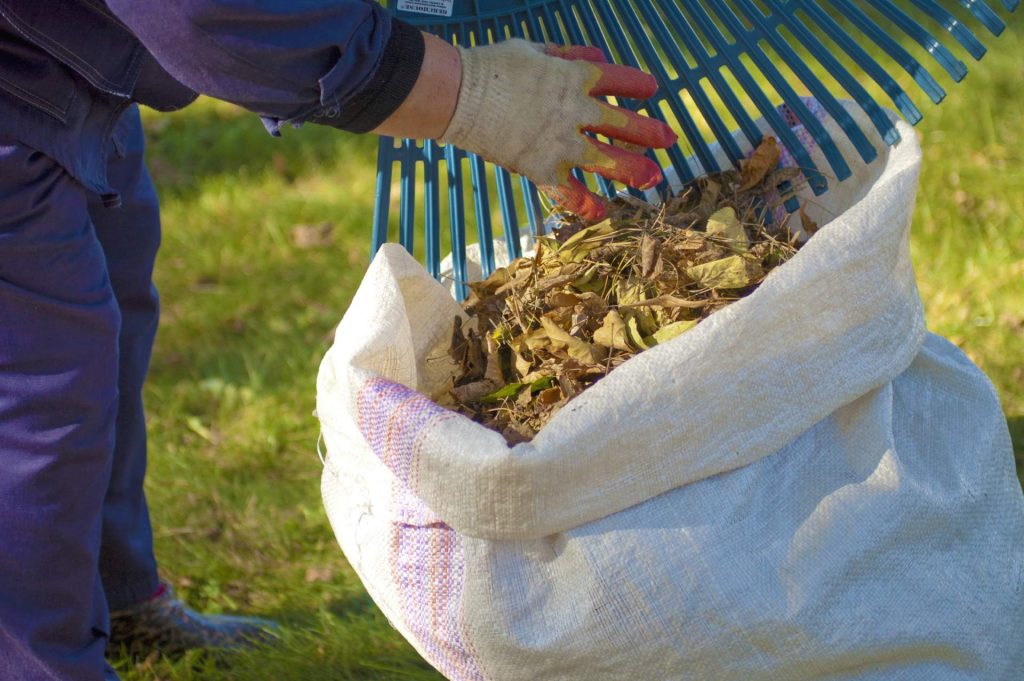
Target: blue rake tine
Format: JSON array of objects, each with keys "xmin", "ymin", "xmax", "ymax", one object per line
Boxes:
[
  {"xmin": 950, "ymin": 0, "xmax": 1006, "ymax": 37},
  {"xmin": 860, "ymin": 0, "xmax": 969, "ymax": 81},
  {"xmin": 494, "ymin": 168, "xmax": 522, "ymax": 261},
  {"xmin": 787, "ymin": 0, "xmax": 924, "ymax": 125},
  {"xmin": 399, "ymin": 138, "xmax": 417, "ymax": 253},
  {"xmin": 424, "ymin": 139, "xmax": 442, "ymax": 278},
  {"xmin": 376, "ymin": 0, "xmax": 1018, "ymax": 292},
  {"xmin": 371, "ymin": 136, "xmax": 394, "ymax": 259},
  {"xmin": 702, "ymin": 0, "xmax": 860, "ymax": 179},
  {"xmin": 631, "ymin": 0, "xmax": 748, "ymax": 171},
  {"xmin": 727, "ymin": 0, "xmax": 882, "ymax": 162},
  {"xmin": 680, "ymin": 2, "xmax": 834, "ymax": 191},
  {"xmin": 758, "ymin": 0, "xmax": 903, "ymax": 147},
  {"xmin": 445, "ymin": 144, "xmax": 470, "ymax": 300},
  {"xmin": 822, "ymin": 0, "xmax": 950, "ymax": 105},
  {"xmin": 907, "ymin": 0, "xmax": 987, "ymax": 60},
  {"xmin": 520, "ymin": 175, "xmax": 544, "ymax": 239},
  {"xmin": 469, "ymin": 153, "xmax": 496, "ymax": 277},
  {"xmin": 653, "ymin": 0, "xmax": 767, "ymax": 164}
]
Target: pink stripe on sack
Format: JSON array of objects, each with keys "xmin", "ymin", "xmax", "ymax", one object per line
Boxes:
[
  {"xmin": 357, "ymin": 378, "xmax": 487, "ymax": 681},
  {"xmin": 757, "ymin": 98, "xmax": 827, "ymax": 226}
]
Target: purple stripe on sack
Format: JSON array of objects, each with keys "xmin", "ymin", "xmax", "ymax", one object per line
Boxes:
[
  {"xmin": 390, "ymin": 486, "xmax": 487, "ymax": 681},
  {"xmin": 356, "ymin": 378, "xmax": 488, "ymax": 681},
  {"xmin": 357, "ymin": 378, "xmax": 453, "ymax": 496}
]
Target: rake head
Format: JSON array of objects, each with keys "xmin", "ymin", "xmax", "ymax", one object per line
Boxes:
[{"xmin": 372, "ymin": 0, "xmax": 1018, "ymax": 296}]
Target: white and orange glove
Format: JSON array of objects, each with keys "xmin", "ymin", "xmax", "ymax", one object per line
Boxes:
[{"xmin": 440, "ymin": 39, "xmax": 677, "ymax": 222}]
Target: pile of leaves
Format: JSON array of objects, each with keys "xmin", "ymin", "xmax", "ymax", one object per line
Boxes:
[{"xmin": 435, "ymin": 138, "xmax": 814, "ymax": 444}]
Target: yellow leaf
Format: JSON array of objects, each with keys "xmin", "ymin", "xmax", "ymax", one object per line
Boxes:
[
  {"xmin": 593, "ymin": 310, "xmax": 630, "ymax": 352},
  {"xmin": 513, "ymin": 349, "xmax": 533, "ymax": 378},
  {"xmin": 522, "ymin": 327, "xmax": 549, "ymax": 352},
  {"xmin": 614, "ymin": 277, "xmax": 647, "ymax": 306},
  {"xmin": 539, "ymin": 315, "xmax": 574, "ymax": 345},
  {"xmin": 625, "ymin": 315, "xmax": 650, "ymax": 350},
  {"xmin": 566, "ymin": 337, "xmax": 606, "ymax": 364},
  {"xmin": 650, "ymin": 319, "xmax": 698, "ymax": 345},
  {"xmin": 686, "ymin": 255, "xmax": 763, "ymax": 289},
  {"xmin": 540, "ymin": 315, "xmax": 605, "ymax": 364},
  {"xmin": 705, "ymin": 207, "xmax": 748, "ymax": 252},
  {"xmin": 558, "ymin": 219, "xmax": 617, "ymax": 264}
]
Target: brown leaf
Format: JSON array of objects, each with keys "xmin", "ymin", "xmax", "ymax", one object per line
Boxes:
[
  {"xmin": 541, "ymin": 315, "xmax": 605, "ymax": 364},
  {"xmin": 535, "ymin": 271, "xmax": 582, "ymax": 292},
  {"xmin": 513, "ymin": 349, "xmax": 533, "ymax": 378},
  {"xmin": 483, "ymin": 336, "xmax": 505, "ymax": 384},
  {"xmin": 461, "ymin": 328, "xmax": 486, "ymax": 381},
  {"xmin": 451, "ymin": 379, "xmax": 502, "ymax": 403},
  {"xmin": 448, "ymin": 316, "xmax": 467, "ymax": 363},
  {"xmin": 494, "ymin": 267, "xmax": 533, "ymax": 295},
  {"xmin": 799, "ymin": 203, "xmax": 819, "ymax": 235},
  {"xmin": 538, "ymin": 387, "xmax": 563, "ymax": 406},
  {"xmin": 547, "ymin": 291, "xmax": 581, "ymax": 308},
  {"xmin": 291, "ymin": 222, "xmax": 334, "ymax": 249},
  {"xmin": 624, "ymin": 314, "xmax": 650, "ymax": 350},
  {"xmin": 639, "ymin": 234, "xmax": 663, "ymax": 280},
  {"xmin": 740, "ymin": 137, "xmax": 781, "ymax": 191}
]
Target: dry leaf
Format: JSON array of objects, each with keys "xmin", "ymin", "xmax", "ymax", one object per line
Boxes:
[
  {"xmin": 593, "ymin": 310, "xmax": 630, "ymax": 352},
  {"xmin": 650, "ymin": 319, "xmax": 698, "ymax": 345},
  {"xmin": 686, "ymin": 256, "xmax": 763, "ymax": 290},
  {"xmin": 624, "ymin": 315, "xmax": 650, "ymax": 350},
  {"xmin": 451, "ymin": 379, "xmax": 502, "ymax": 403},
  {"xmin": 705, "ymin": 207, "xmax": 749, "ymax": 252},
  {"xmin": 444, "ymin": 151, "xmax": 804, "ymax": 443},
  {"xmin": 639, "ymin": 234, "xmax": 663, "ymax": 279},
  {"xmin": 740, "ymin": 137, "xmax": 781, "ymax": 191},
  {"xmin": 619, "ymin": 294, "xmax": 706, "ymax": 310},
  {"xmin": 799, "ymin": 203, "xmax": 819, "ymax": 235}
]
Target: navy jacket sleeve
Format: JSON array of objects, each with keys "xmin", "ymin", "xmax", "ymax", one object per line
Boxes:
[{"xmin": 105, "ymin": 0, "xmax": 425, "ymax": 134}]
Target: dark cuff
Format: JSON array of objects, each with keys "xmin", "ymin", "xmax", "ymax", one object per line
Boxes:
[{"xmin": 317, "ymin": 19, "xmax": 425, "ymax": 134}]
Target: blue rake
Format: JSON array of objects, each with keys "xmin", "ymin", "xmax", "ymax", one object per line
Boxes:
[{"xmin": 372, "ymin": 0, "xmax": 1018, "ymax": 296}]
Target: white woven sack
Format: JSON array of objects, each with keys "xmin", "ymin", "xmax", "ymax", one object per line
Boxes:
[{"xmin": 317, "ymin": 105, "xmax": 1024, "ymax": 680}]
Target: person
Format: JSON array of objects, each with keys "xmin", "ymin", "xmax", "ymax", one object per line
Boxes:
[{"xmin": 0, "ymin": 1, "xmax": 676, "ymax": 679}]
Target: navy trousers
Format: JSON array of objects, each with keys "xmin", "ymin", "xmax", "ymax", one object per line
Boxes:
[{"xmin": 0, "ymin": 106, "xmax": 160, "ymax": 680}]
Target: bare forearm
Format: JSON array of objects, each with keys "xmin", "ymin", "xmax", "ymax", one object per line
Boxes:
[{"xmin": 371, "ymin": 33, "xmax": 461, "ymax": 140}]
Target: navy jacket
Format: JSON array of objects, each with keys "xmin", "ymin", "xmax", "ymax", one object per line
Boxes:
[{"xmin": 0, "ymin": 0, "xmax": 423, "ymax": 201}]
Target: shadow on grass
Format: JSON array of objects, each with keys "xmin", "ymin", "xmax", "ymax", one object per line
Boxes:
[
  {"xmin": 142, "ymin": 102, "xmax": 378, "ymax": 203},
  {"xmin": 324, "ymin": 591, "xmax": 379, "ymax": 621}
]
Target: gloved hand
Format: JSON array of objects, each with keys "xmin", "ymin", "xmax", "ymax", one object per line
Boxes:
[{"xmin": 440, "ymin": 39, "xmax": 677, "ymax": 222}]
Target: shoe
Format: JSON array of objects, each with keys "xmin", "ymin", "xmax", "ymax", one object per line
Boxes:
[{"xmin": 108, "ymin": 582, "xmax": 278, "ymax": 658}]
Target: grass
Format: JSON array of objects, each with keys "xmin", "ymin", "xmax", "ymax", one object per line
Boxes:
[{"xmin": 111, "ymin": 19, "xmax": 1023, "ymax": 681}]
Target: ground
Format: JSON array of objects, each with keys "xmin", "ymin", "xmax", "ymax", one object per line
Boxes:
[{"xmin": 111, "ymin": 17, "xmax": 1022, "ymax": 681}]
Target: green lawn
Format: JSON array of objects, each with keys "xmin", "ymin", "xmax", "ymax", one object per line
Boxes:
[{"xmin": 111, "ymin": 20, "xmax": 1023, "ymax": 681}]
